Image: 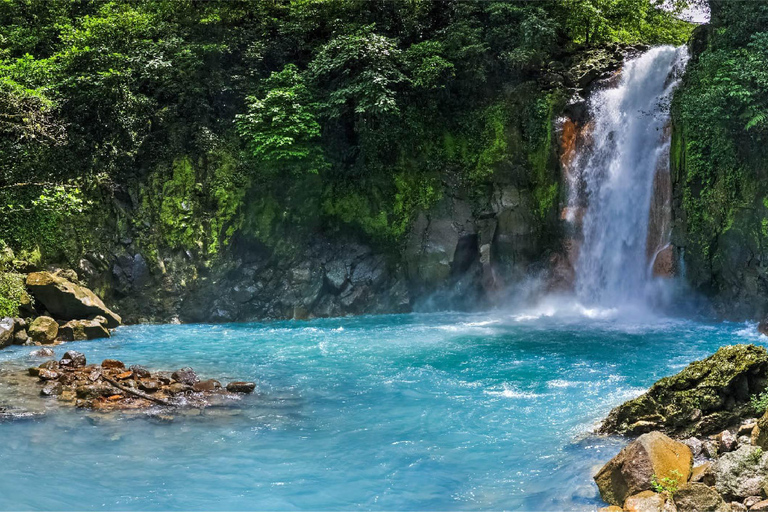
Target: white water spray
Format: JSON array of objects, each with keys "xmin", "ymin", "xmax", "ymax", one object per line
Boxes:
[{"xmin": 573, "ymin": 46, "xmax": 689, "ymax": 308}]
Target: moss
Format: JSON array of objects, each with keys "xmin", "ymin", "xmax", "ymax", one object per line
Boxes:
[{"xmin": 0, "ymin": 271, "xmax": 28, "ymax": 317}]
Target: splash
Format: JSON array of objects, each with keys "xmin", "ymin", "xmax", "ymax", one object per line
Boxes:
[{"xmin": 573, "ymin": 46, "xmax": 689, "ymax": 308}]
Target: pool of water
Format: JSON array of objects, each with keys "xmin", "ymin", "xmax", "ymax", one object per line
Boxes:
[{"xmin": 0, "ymin": 305, "xmax": 762, "ymax": 510}]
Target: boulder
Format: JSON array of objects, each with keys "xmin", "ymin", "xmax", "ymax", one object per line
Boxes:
[
  {"xmin": 26, "ymin": 271, "xmax": 121, "ymax": 327},
  {"xmin": 684, "ymin": 437, "xmax": 704, "ymax": 457},
  {"xmin": 13, "ymin": 329, "xmax": 28, "ymax": 345},
  {"xmin": 129, "ymin": 365, "xmax": 150, "ymax": 378},
  {"xmin": 138, "ymin": 380, "xmax": 160, "ymax": 393},
  {"xmin": 752, "ymin": 410, "xmax": 768, "ymax": 449},
  {"xmin": 60, "ymin": 351, "xmax": 86, "ymax": 368},
  {"xmin": 30, "ymin": 348, "xmax": 54, "ymax": 358},
  {"xmin": 731, "ymin": 502, "xmax": 747, "ymax": 512},
  {"xmin": 673, "ymin": 483, "xmax": 729, "ymax": 512},
  {"xmin": 600, "ymin": 345, "xmax": 768, "ymax": 437},
  {"xmin": 172, "ymin": 367, "xmax": 198, "ymax": 385},
  {"xmin": 598, "ymin": 507, "xmax": 623, "ymax": 512},
  {"xmin": 76, "ymin": 384, "xmax": 116, "ymax": 399},
  {"xmin": 717, "ymin": 430, "xmax": 738, "ymax": 453},
  {"xmin": 58, "ymin": 319, "xmax": 110, "ymax": 341},
  {"xmin": 28, "ymin": 316, "xmax": 59, "ymax": 344},
  {"xmin": 41, "ymin": 381, "xmax": 63, "ymax": 397},
  {"xmin": 691, "ymin": 462, "xmax": 715, "ymax": 485},
  {"xmin": 752, "ymin": 501, "xmax": 768, "ymax": 511},
  {"xmin": 594, "ymin": 431, "xmax": 692, "ymax": 506},
  {"xmin": 226, "ymin": 381, "xmax": 256, "ymax": 393},
  {"xmin": 713, "ymin": 445, "xmax": 768, "ymax": 500},
  {"xmin": 0, "ymin": 317, "xmax": 14, "ymax": 348},
  {"xmin": 38, "ymin": 369, "xmax": 59, "ymax": 380},
  {"xmin": 623, "ymin": 490, "xmax": 667, "ymax": 512},
  {"xmin": 745, "ymin": 497, "xmax": 763, "ymax": 508}
]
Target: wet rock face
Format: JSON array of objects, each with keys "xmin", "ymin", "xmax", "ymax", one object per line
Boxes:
[
  {"xmin": 599, "ymin": 345, "xmax": 768, "ymax": 437},
  {"xmin": 26, "ymin": 271, "xmax": 121, "ymax": 327},
  {"xmin": 594, "ymin": 431, "xmax": 692, "ymax": 506}
]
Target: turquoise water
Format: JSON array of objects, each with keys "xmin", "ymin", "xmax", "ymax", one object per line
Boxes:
[{"xmin": 0, "ymin": 307, "xmax": 762, "ymax": 511}]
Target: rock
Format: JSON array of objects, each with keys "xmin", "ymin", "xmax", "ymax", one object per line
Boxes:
[
  {"xmin": 28, "ymin": 316, "xmax": 58, "ymax": 344},
  {"xmin": 594, "ymin": 431, "xmax": 693, "ymax": 506},
  {"xmin": 58, "ymin": 372, "xmax": 76, "ymax": 385},
  {"xmin": 129, "ymin": 365, "xmax": 150, "ymax": 378},
  {"xmin": 718, "ymin": 430, "xmax": 739, "ymax": 453},
  {"xmin": 684, "ymin": 437, "xmax": 704, "ymax": 457},
  {"xmin": 759, "ymin": 320, "xmax": 768, "ymax": 337},
  {"xmin": 600, "ymin": 345, "xmax": 768, "ymax": 437},
  {"xmin": 76, "ymin": 384, "xmax": 116, "ymax": 399},
  {"xmin": 704, "ymin": 441, "xmax": 720, "ymax": 459},
  {"xmin": 38, "ymin": 369, "xmax": 59, "ymax": 380},
  {"xmin": 226, "ymin": 381, "xmax": 256, "ymax": 394},
  {"xmin": 740, "ymin": 421, "xmax": 758, "ymax": 437},
  {"xmin": 623, "ymin": 490, "xmax": 666, "ymax": 512},
  {"xmin": 13, "ymin": 329, "xmax": 28, "ymax": 345},
  {"xmin": 41, "ymin": 381, "xmax": 62, "ymax": 396},
  {"xmin": 673, "ymin": 483, "xmax": 729, "ymax": 512},
  {"xmin": 58, "ymin": 319, "xmax": 110, "ymax": 341},
  {"xmin": 691, "ymin": 462, "xmax": 714, "ymax": 484},
  {"xmin": 167, "ymin": 382, "xmax": 192, "ymax": 394},
  {"xmin": 731, "ymin": 502, "xmax": 747, "ymax": 512},
  {"xmin": 598, "ymin": 507, "xmax": 623, "ymax": 512},
  {"xmin": 138, "ymin": 380, "xmax": 160, "ymax": 393},
  {"xmin": 26, "ymin": 271, "xmax": 121, "ymax": 327},
  {"xmin": 115, "ymin": 371, "xmax": 133, "ymax": 380},
  {"xmin": 61, "ymin": 351, "xmax": 86, "ymax": 368},
  {"xmin": 713, "ymin": 445, "xmax": 768, "ymax": 500},
  {"xmin": 751, "ymin": 501, "xmax": 768, "ymax": 511},
  {"xmin": 0, "ymin": 317, "xmax": 14, "ymax": 348},
  {"xmin": 30, "ymin": 348, "xmax": 54, "ymax": 358},
  {"xmin": 171, "ymin": 367, "xmax": 198, "ymax": 385},
  {"xmin": 101, "ymin": 359, "xmax": 124, "ymax": 370},
  {"xmin": 27, "ymin": 367, "xmax": 40, "ymax": 377},
  {"xmin": 744, "ymin": 497, "xmax": 763, "ymax": 508},
  {"xmin": 39, "ymin": 360, "xmax": 58, "ymax": 370},
  {"xmin": 192, "ymin": 379, "xmax": 221, "ymax": 392},
  {"xmin": 752, "ymin": 410, "xmax": 768, "ymax": 449}
]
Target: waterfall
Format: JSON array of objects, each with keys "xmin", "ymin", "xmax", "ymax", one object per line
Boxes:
[{"xmin": 572, "ymin": 46, "xmax": 689, "ymax": 308}]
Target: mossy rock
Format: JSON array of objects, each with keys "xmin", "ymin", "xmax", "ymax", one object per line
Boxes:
[{"xmin": 599, "ymin": 345, "xmax": 768, "ymax": 437}]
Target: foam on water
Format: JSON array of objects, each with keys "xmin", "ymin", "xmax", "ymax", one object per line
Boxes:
[{"xmin": 0, "ymin": 312, "xmax": 761, "ymax": 510}]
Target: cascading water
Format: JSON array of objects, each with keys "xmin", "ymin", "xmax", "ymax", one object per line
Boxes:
[{"xmin": 572, "ymin": 46, "xmax": 689, "ymax": 308}]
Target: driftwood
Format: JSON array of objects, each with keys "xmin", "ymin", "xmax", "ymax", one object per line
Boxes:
[{"xmin": 102, "ymin": 375, "xmax": 172, "ymax": 406}]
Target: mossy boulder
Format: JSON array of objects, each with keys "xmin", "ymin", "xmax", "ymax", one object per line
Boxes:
[
  {"xmin": 26, "ymin": 271, "xmax": 121, "ymax": 327},
  {"xmin": 28, "ymin": 316, "xmax": 59, "ymax": 344},
  {"xmin": 599, "ymin": 345, "xmax": 768, "ymax": 437}
]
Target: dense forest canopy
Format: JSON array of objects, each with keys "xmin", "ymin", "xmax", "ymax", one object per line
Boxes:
[{"xmin": 0, "ymin": 0, "xmax": 693, "ymax": 264}]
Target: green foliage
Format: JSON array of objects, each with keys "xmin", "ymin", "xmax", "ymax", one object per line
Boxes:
[
  {"xmin": 750, "ymin": 447, "xmax": 764, "ymax": 464},
  {"xmin": 751, "ymin": 391, "xmax": 768, "ymax": 414},
  {"xmin": 651, "ymin": 469, "xmax": 682, "ymax": 495},
  {"xmin": 0, "ymin": 271, "xmax": 25, "ymax": 318}
]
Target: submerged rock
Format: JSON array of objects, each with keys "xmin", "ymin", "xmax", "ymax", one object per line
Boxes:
[
  {"xmin": 226, "ymin": 381, "xmax": 256, "ymax": 393},
  {"xmin": 61, "ymin": 351, "xmax": 86, "ymax": 368},
  {"xmin": 594, "ymin": 431, "xmax": 692, "ymax": 506},
  {"xmin": 28, "ymin": 316, "xmax": 58, "ymax": 344},
  {"xmin": 26, "ymin": 271, "xmax": 121, "ymax": 327},
  {"xmin": 171, "ymin": 367, "xmax": 198, "ymax": 385},
  {"xmin": 599, "ymin": 345, "xmax": 768, "ymax": 437},
  {"xmin": 30, "ymin": 348, "xmax": 55, "ymax": 358}
]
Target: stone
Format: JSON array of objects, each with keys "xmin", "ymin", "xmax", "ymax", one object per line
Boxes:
[
  {"xmin": 594, "ymin": 431, "xmax": 693, "ymax": 506},
  {"xmin": 129, "ymin": 365, "xmax": 150, "ymax": 378},
  {"xmin": 28, "ymin": 316, "xmax": 58, "ymax": 344},
  {"xmin": 623, "ymin": 491, "xmax": 666, "ymax": 512},
  {"xmin": 0, "ymin": 317, "xmax": 14, "ymax": 348},
  {"xmin": 30, "ymin": 348, "xmax": 54, "ymax": 358},
  {"xmin": 226, "ymin": 381, "xmax": 256, "ymax": 394},
  {"xmin": 41, "ymin": 381, "xmax": 62, "ymax": 396},
  {"xmin": 192, "ymin": 379, "xmax": 221, "ymax": 392},
  {"xmin": 684, "ymin": 437, "xmax": 704, "ymax": 457},
  {"xmin": 61, "ymin": 351, "xmax": 86, "ymax": 368},
  {"xmin": 138, "ymin": 380, "xmax": 160, "ymax": 393},
  {"xmin": 27, "ymin": 367, "xmax": 40, "ymax": 377},
  {"xmin": 600, "ymin": 345, "xmax": 768, "ymax": 437},
  {"xmin": 752, "ymin": 410, "xmax": 768, "ymax": 449},
  {"xmin": 58, "ymin": 319, "xmax": 110, "ymax": 341},
  {"xmin": 76, "ymin": 384, "xmax": 117, "ymax": 399},
  {"xmin": 718, "ymin": 430, "xmax": 739, "ymax": 453},
  {"xmin": 731, "ymin": 502, "xmax": 747, "ymax": 512},
  {"xmin": 751, "ymin": 501, "xmax": 768, "ymax": 511},
  {"xmin": 39, "ymin": 360, "xmax": 58, "ymax": 370},
  {"xmin": 13, "ymin": 329, "xmax": 28, "ymax": 345},
  {"xmin": 58, "ymin": 373, "xmax": 76, "ymax": 385},
  {"xmin": 704, "ymin": 441, "xmax": 720, "ymax": 459},
  {"xmin": 740, "ymin": 422, "xmax": 758, "ymax": 437},
  {"xmin": 691, "ymin": 462, "xmax": 714, "ymax": 484},
  {"xmin": 38, "ymin": 369, "xmax": 59, "ymax": 380},
  {"xmin": 171, "ymin": 367, "xmax": 198, "ymax": 385},
  {"xmin": 167, "ymin": 383, "xmax": 192, "ymax": 394},
  {"xmin": 673, "ymin": 483, "xmax": 729, "ymax": 512},
  {"xmin": 598, "ymin": 507, "xmax": 623, "ymax": 512},
  {"xmin": 744, "ymin": 497, "xmax": 762, "ymax": 508},
  {"xmin": 26, "ymin": 271, "xmax": 121, "ymax": 327},
  {"xmin": 713, "ymin": 445, "xmax": 768, "ymax": 500},
  {"xmin": 101, "ymin": 359, "xmax": 125, "ymax": 370},
  {"xmin": 116, "ymin": 371, "xmax": 133, "ymax": 380}
]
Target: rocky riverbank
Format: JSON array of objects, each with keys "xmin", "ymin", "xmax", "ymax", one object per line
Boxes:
[
  {"xmin": 24, "ymin": 349, "xmax": 255, "ymax": 411},
  {"xmin": 595, "ymin": 344, "xmax": 768, "ymax": 511}
]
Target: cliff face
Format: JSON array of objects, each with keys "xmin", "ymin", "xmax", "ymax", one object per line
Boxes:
[{"xmin": 670, "ymin": 3, "xmax": 768, "ymax": 320}]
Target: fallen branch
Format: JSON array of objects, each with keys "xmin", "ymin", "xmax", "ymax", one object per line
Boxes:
[{"xmin": 102, "ymin": 375, "xmax": 172, "ymax": 406}]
